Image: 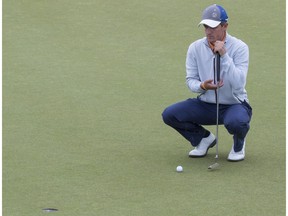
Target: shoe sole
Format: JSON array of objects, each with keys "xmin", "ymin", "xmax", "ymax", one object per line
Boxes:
[
  {"xmin": 227, "ymin": 158, "xmax": 245, "ymax": 162},
  {"xmin": 189, "ymin": 139, "xmax": 217, "ymax": 158}
]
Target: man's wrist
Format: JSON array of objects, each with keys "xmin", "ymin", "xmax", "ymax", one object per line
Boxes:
[{"xmin": 200, "ymin": 82, "xmax": 207, "ymax": 90}]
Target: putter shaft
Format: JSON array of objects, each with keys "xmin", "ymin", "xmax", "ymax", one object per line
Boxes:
[{"xmin": 208, "ymin": 53, "xmax": 221, "ymax": 170}]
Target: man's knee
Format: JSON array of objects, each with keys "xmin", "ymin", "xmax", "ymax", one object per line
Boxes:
[
  {"xmin": 161, "ymin": 109, "xmax": 168, "ymax": 124},
  {"xmin": 224, "ymin": 104, "xmax": 252, "ymax": 135},
  {"xmin": 162, "ymin": 107, "xmax": 173, "ymax": 126},
  {"xmin": 224, "ymin": 119, "xmax": 250, "ymax": 135}
]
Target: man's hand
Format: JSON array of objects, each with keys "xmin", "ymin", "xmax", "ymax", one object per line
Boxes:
[
  {"xmin": 201, "ymin": 79, "xmax": 224, "ymax": 90},
  {"xmin": 214, "ymin": 41, "xmax": 226, "ymax": 56}
]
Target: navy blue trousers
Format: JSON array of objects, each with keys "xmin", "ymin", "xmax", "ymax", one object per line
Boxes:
[{"xmin": 162, "ymin": 98, "xmax": 252, "ymax": 152}]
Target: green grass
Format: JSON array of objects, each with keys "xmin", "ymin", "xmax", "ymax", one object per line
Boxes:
[{"xmin": 3, "ymin": 0, "xmax": 285, "ymax": 215}]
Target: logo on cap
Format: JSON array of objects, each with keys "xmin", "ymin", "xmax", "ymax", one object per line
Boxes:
[{"xmin": 212, "ymin": 12, "xmax": 218, "ymax": 18}]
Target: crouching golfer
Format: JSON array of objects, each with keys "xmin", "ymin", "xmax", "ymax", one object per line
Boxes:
[{"xmin": 162, "ymin": 4, "xmax": 252, "ymax": 161}]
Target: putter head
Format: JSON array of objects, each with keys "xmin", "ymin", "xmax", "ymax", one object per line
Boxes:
[{"xmin": 208, "ymin": 162, "xmax": 220, "ymax": 170}]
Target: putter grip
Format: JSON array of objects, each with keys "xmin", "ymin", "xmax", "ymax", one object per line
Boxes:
[{"xmin": 216, "ymin": 53, "xmax": 220, "ymax": 82}]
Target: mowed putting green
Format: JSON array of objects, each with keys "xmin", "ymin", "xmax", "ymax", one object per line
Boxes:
[{"xmin": 3, "ymin": 0, "xmax": 285, "ymax": 215}]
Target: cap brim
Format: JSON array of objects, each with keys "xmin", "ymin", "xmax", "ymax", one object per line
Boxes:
[{"xmin": 198, "ymin": 19, "xmax": 221, "ymax": 28}]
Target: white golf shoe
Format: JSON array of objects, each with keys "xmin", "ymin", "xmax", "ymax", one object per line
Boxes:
[
  {"xmin": 189, "ymin": 133, "xmax": 216, "ymax": 157},
  {"xmin": 227, "ymin": 141, "xmax": 246, "ymax": 162}
]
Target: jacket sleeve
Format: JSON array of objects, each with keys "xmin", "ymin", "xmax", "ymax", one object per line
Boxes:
[
  {"xmin": 185, "ymin": 44, "xmax": 206, "ymax": 93},
  {"xmin": 221, "ymin": 42, "xmax": 249, "ymax": 91}
]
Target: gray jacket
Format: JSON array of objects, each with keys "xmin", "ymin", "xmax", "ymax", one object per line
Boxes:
[{"xmin": 186, "ymin": 33, "xmax": 249, "ymax": 104}]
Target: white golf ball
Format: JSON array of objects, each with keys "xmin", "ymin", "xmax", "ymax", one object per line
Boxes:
[{"xmin": 176, "ymin": 166, "xmax": 183, "ymax": 172}]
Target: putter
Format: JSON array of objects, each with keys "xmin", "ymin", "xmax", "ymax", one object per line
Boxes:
[{"xmin": 208, "ymin": 53, "xmax": 221, "ymax": 170}]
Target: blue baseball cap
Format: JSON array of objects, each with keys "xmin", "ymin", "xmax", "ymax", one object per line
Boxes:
[{"xmin": 198, "ymin": 4, "xmax": 228, "ymax": 28}]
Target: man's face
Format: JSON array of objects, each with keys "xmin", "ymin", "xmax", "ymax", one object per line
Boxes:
[{"xmin": 204, "ymin": 23, "xmax": 228, "ymax": 43}]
